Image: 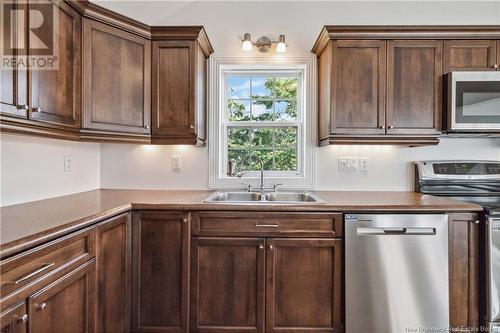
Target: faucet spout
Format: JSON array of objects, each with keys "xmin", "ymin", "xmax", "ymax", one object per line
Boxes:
[{"xmin": 227, "ymin": 153, "xmax": 265, "ymax": 191}]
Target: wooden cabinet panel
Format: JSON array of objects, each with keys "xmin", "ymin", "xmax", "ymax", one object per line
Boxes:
[
  {"xmin": 82, "ymin": 18, "xmax": 151, "ymax": 134},
  {"xmin": 449, "ymin": 213, "xmax": 480, "ymax": 330},
  {"xmin": 387, "ymin": 40, "xmax": 442, "ymax": 135},
  {"xmin": 28, "ymin": 260, "xmax": 95, "ymax": 333},
  {"xmin": 191, "ymin": 212, "xmax": 342, "ymax": 238},
  {"xmin": 497, "ymin": 41, "xmax": 500, "ymax": 67},
  {"xmin": 0, "ymin": 302, "xmax": 27, "ymax": 333},
  {"xmin": 151, "ymin": 39, "xmax": 209, "ymax": 145},
  {"xmin": 96, "ymin": 213, "xmax": 131, "ymax": 333},
  {"xmin": 29, "ymin": 0, "xmax": 81, "ymax": 128},
  {"xmin": 330, "ymin": 40, "xmax": 386, "ymax": 134},
  {"xmin": 190, "ymin": 237, "xmax": 265, "ymax": 333},
  {"xmin": 132, "ymin": 211, "xmax": 189, "ymax": 332},
  {"xmin": 0, "ymin": 0, "xmax": 28, "ymax": 119},
  {"xmin": 265, "ymin": 238, "xmax": 343, "ymax": 332},
  {"xmin": 444, "ymin": 40, "xmax": 497, "ymax": 72}
]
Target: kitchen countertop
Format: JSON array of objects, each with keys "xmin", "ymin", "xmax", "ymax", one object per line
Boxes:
[{"xmin": 0, "ymin": 189, "xmax": 482, "ymax": 258}]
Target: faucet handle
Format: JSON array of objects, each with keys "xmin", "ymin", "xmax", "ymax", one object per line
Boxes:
[
  {"xmin": 273, "ymin": 183, "xmax": 284, "ymax": 192},
  {"xmin": 238, "ymin": 182, "xmax": 253, "ymax": 192}
]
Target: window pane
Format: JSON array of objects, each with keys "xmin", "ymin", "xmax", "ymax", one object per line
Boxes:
[
  {"xmin": 252, "ymin": 100, "xmax": 273, "ymax": 121},
  {"xmin": 275, "ymin": 127, "xmax": 297, "ymax": 148},
  {"xmin": 274, "ymin": 150, "xmax": 297, "ymax": 171},
  {"xmin": 275, "ymin": 100, "xmax": 297, "ymax": 121},
  {"xmin": 228, "ymin": 100, "xmax": 251, "ymax": 121},
  {"xmin": 251, "ymin": 150, "xmax": 273, "ymax": 171},
  {"xmin": 251, "ymin": 77, "xmax": 272, "ymax": 98},
  {"xmin": 251, "ymin": 127, "xmax": 273, "ymax": 148},
  {"xmin": 267, "ymin": 77, "xmax": 298, "ymax": 98},
  {"xmin": 228, "ymin": 127, "xmax": 250, "ymax": 148},
  {"xmin": 228, "ymin": 149, "xmax": 249, "ymax": 164},
  {"xmin": 226, "ymin": 76, "xmax": 250, "ymax": 99}
]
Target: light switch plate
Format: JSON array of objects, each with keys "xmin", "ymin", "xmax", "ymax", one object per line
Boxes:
[
  {"xmin": 64, "ymin": 155, "xmax": 72, "ymax": 172},
  {"xmin": 172, "ymin": 155, "xmax": 182, "ymax": 170},
  {"xmin": 338, "ymin": 157, "xmax": 359, "ymax": 171}
]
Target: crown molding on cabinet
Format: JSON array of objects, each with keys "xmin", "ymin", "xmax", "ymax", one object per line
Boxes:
[{"xmin": 312, "ymin": 25, "xmax": 500, "ymax": 56}]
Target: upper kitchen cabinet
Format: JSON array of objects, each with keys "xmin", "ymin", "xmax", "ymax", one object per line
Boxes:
[
  {"xmin": 151, "ymin": 27, "xmax": 214, "ymax": 145},
  {"xmin": 312, "ymin": 26, "xmax": 500, "ymax": 146},
  {"xmin": 444, "ymin": 40, "xmax": 497, "ymax": 72},
  {"xmin": 29, "ymin": 0, "xmax": 81, "ymax": 130},
  {"xmin": 82, "ymin": 18, "xmax": 151, "ymax": 141},
  {"xmin": 318, "ymin": 40, "xmax": 386, "ymax": 140},
  {"xmin": 387, "ymin": 40, "xmax": 443, "ymax": 136}
]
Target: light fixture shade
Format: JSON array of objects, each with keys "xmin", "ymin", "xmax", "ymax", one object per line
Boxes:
[
  {"xmin": 276, "ymin": 34, "xmax": 286, "ymax": 53},
  {"xmin": 242, "ymin": 33, "xmax": 252, "ymax": 51}
]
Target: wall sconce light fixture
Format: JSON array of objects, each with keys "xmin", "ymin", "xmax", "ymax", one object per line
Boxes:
[{"xmin": 241, "ymin": 33, "xmax": 287, "ymax": 53}]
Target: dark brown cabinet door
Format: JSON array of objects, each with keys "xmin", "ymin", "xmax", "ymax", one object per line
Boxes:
[
  {"xmin": 330, "ymin": 40, "xmax": 386, "ymax": 135},
  {"xmin": 387, "ymin": 40, "xmax": 442, "ymax": 135},
  {"xmin": 132, "ymin": 211, "xmax": 189, "ymax": 333},
  {"xmin": 28, "ymin": 260, "xmax": 95, "ymax": 333},
  {"xmin": 0, "ymin": 0, "xmax": 28, "ymax": 119},
  {"xmin": 190, "ymin": 237, "xmax": 265, "ymax": 333},
  {"xmin": 29, "ymin": 0, "xmax": 81, "ymax": 128},
  {"xmin": 497, "ymin": 41, "xmax": 500, "ymax": 68},
  {"xmin": 0, "ymin": 302, "xmax": 27, "ymax": 333},
  {"xmin": 444, "ymin": 40, "xmax": 497, "ymax": 72},
  {"xmin": 96, "ymin": 213, "xmax": 131, "ymax": 333},
  {"xmin": 151, "ymin": 40, "xmax": 207, "ymax": 145},
  {"xmin": 449, "ymin": 213, "xmax": 480, "ymax": 330},
  {"xmin": 265, "ymin": 238, "xmax": 343, "ymax": 333},
  {"xmin": 82, "ymin": 18, "xmax": 151, "ymax": 134}
]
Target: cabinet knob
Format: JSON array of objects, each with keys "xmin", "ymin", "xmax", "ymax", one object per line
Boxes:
[
  {"xmin": 17, "ymin": 104, "xmax": 29, "ymax": 111},
  {"xmin": 379, "ymin": 126, "xmax": 385, "ymax": 129},
  {"xmin": 258, "ymin": 245, "xmax": 264, "ymax": 249},
  {"xmin": 388, "ymin": 125, "xmax": 394, "ymax": 129},
  {"xmin": 494, "ymin": 64, "xmax": 499, "ymax": 71},
  {"xmin": 182, "ymin": 218, "xmax": 187, "ymax": 224},
  {"xmin": 34, "ymin": 107, "xmax": 42, "ymax": 113},
  {"xmin": 37, "ymin": 303, "xmax": 47, "ymax": 311},
  {"xmin": 18, "ymin": 314, "xmax": 28, "ymax": 324},
  {"xmin": 473, "ymin": 220, "xmax": 480, "ymax": 224},
  {"xmin": 145, "ymin": 125, "xmax": 150, "ymax": 130},
  {"xmin": 269, "ymin": 245, "xmax": 274, "ymax": 250}
]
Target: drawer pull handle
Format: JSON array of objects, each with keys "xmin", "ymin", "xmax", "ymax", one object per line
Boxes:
[
  {"xmin": 258, "ymin": 245, "xmax": 264, "ymax": 249},
  {"xmin": 36, "ymin": 303, "xmax": 47, "ymax": 311},
  {"xmin": 18, "ymin": 314, "xmax": 28, "ymax": 324},
  {"xmin": 256, "ymin": 223, "xmax": 279, "ymax": 228},
  {"xmin": 7, "ymin": 263, "xmax": 55, "ymax": 285}
]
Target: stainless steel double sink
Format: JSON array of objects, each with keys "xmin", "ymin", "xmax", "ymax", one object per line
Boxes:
[{"xmin": 204, "ymin": 191, "xmax": 325, "ymax": 204}]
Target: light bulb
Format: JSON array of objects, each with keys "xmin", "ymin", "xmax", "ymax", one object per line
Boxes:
[
  {"xmin": 276, "ymin": 35, "xmax": 286, "ymax": 53},
  {"xmin": 242, "ymin": 33, "xmax": 252, "ymax": 51},
  {"xmin": 242, "ymin": 40, "xmax": 252, "ymax": 51}
]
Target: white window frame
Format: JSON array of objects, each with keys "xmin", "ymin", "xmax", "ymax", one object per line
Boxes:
[{"xmin": 208, "ymin": 55, "xmax": 316, "ymax": 190}]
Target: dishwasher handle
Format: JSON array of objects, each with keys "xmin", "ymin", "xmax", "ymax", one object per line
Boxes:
[{"xmin": 357, "ymin": 227, "xmax": 436, "ymax": 236}]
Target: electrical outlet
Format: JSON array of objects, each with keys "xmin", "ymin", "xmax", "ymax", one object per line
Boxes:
[
  {"xmin": 64, "ymin": 155, "xmax": 72, "ymax": 172},
  {"xmin": 171, "ymin": 155, "xmax": 182, "ymax": 171},
  {"xmin": 338, "ymin": 157, "xmax": 359, "ymax": 171},
  {"xmin": 359, "ymin": 157, "xmax": 369, "ymax": 171}
]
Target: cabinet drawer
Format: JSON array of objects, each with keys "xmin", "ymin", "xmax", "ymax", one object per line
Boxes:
[
  {"xmin": 0, "ymin": 227, "xmax": 95, "ymax": 302},
  {"xmin": 191, "ymin": 212, "xmax": 342, "ymax": 237}
]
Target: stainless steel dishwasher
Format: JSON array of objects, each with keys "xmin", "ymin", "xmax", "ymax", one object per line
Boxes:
[{"xmin": 346, "ymin": 214, "xmax": 449, "ymax": 333}]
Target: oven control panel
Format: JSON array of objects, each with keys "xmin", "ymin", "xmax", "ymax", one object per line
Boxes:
[{"xmin": 416, "ymin": 160, "xmax": 500, "ymax": 180}]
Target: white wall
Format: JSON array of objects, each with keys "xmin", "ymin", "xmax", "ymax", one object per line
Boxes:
[
  {"xmin": 0, "ymin": 134, "xmax": 100, "ymax": 206},
  {"xmin": 98, "ymin": 0, "xmax": 500, "ymax": 191}
]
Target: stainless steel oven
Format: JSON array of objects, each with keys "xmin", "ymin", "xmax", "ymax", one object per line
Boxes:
[{"xmin": 446, "ymin": 71, "xmax": 500, "ymax": 131}]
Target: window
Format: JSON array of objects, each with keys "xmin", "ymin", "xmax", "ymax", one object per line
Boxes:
[
  {"xmin": 226, "ymin": 75, "xmax": 300, "ymax": 172},
  {"xmin": 208, "ymin": 56, "xmax": 316, "ymax": 189}
]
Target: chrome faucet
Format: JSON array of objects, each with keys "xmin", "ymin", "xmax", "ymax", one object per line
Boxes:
[{"xmin": 227, "ymin": 153, "xmax": 265, "ymax": 192}]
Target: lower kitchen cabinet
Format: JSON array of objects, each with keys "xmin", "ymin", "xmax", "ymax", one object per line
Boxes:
[
  {"xmin": 28, "ymin": 260, "xmax": 96, "ymax": 333},
  {"xmin": 95, "ymin": 213, "xmax": 131, "ymax": 333},
  {"xmin": 449, "ymin": 213, "xmax": 481, "ymax": 330},
  {"xmin": 0, "ymin": 302, "xmax": 27, "ymax": 333},
  {"xmin": 191, "ymin": 236, "xmax": 343, "ymax": 333},
  {"xmin": 132, "ymin": 211, "xmax": 189, "ymax": 333},
  {"xmin": 266, "ymin": 238, "xmax": 343, "ymax": 333},
  {"xmin": 190, "ymin": 237, "xmax": 266, "ymax": 333}
]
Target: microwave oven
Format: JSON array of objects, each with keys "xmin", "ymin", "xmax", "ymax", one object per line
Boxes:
[{"xmin": 446, "ymin": 71, "xmax": 500, "ymax": 131}]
